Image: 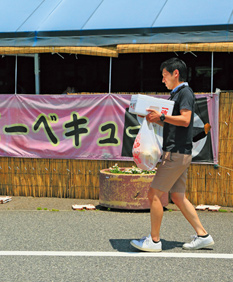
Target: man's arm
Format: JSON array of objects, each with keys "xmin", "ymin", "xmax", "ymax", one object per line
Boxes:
[{"xmin": 146, "ymin": 108, "xmax": 192, "ymax": 127}]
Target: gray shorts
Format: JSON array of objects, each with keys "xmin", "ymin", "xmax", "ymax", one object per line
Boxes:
[{"xmin": 151, "ymin": 152, "xmax": 192, "ymax": 193}]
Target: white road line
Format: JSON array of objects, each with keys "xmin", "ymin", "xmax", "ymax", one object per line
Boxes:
[{"xmin": 0, "ymin": 251, "xmax": 232, "ymax": 259}]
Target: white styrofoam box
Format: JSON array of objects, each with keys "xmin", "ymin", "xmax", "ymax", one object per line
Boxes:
[{"xmin": 129, "ymin": 94, "xmax": 174, "ymax": 116}]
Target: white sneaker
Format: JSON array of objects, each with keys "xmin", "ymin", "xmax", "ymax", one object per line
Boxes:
[
  {"xmin": 130, "ymin": 235, "xmax": 162, "ymax": 252},
  {"xmin": 183, "ymin": 234, "xmax": 214, "ymax": 250}
]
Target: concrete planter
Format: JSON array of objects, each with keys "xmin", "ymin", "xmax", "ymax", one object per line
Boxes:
[{"xmin": 99, "ymin": 168, "xmax": 168, "ymax": 210}]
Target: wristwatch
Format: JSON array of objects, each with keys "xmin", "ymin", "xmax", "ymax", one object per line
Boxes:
[{"xmin": 160, "ymin": 113, "xmax": 166, "ymax": 122}]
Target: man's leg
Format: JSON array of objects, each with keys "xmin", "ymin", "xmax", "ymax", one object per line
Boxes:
[
  {"xmin": 171, "ymin": 192, "xmax": 207, "ymax": 236},
  {"xmin": 148, "ymin": 187, "xmax": 165, "ymax": 242},
  {"xmin": 171, "ymin": 192, "xmax": 214, "ymax": 250},
  {"xmin": 129, "ymin": 187, "xmax": 164, "ymax": 252}
]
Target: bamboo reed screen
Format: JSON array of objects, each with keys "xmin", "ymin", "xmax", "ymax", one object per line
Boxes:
[
  {"xmin": 186, "ymin": 91, "xmax": 233, "ymax": 206},
  {"xmin": 0, "ymin": 92, "xmax": 232, "ymax": 206}
]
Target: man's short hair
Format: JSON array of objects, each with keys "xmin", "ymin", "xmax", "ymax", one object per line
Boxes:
[{"xmin": 160, "ymin": 57, "xmax": 187, "ymax": 82}]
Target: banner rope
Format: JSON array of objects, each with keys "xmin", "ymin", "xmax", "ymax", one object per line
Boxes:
[{"xmin": 216, "ymin": 165, "xmax": 233, "ymax": 172}]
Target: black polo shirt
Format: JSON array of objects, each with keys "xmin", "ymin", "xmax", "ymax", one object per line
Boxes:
[{"xmin": 162, "ymin": 85, "xmax": 195, "ymax": 155}]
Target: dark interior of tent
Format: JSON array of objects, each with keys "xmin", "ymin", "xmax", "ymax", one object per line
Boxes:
[{"xmin": 0, "ymin": 51, "xmax": 232, "ymax": 94}]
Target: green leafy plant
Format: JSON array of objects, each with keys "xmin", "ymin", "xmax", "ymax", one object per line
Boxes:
[
  {"xmin": 50, "ymin": 209, "xmax": 59, "ymax": 212},
  {"xmin": 108, "ymin": 163, "xmax": 156, "ymax": 174},
  {"xmin": 219, "ymin": 209, "xmax": 228, "ymax": 213}
]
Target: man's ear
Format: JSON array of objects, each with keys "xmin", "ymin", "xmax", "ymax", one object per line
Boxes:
[{"xmin": 173, "ymin": 69, "xmax": 179, "ymax": 77}]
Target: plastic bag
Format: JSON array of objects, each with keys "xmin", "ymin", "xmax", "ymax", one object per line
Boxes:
[{"xmin": 132, "ymin": 117, "xmax": 162, "ymax": 170}]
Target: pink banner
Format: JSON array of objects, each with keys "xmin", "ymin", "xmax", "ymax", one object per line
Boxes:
[{"xmin": 0, "ymin": 93, "xmax": 219, "ymax": 164}]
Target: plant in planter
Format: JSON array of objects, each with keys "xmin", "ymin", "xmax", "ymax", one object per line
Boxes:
[
  {"xmin": 99, "ymin": 164, "xmax": 168, "ymax": 210},
  {"xmin": 108, "ymin": 163, "xmax": 157, "ymax": 174}
]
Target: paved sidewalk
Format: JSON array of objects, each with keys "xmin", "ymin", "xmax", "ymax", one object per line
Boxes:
[
  {"xmin": 0, "ymin": 196, "xmax": 232, "ymax": 212},
  {"xmin": 0, "ymin": 196, "xmax": 99, "ymax": 211}
]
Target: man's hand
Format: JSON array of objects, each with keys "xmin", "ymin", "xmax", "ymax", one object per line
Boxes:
[{"xmin": 146, "ymin": 109, "xmax": 161, "ymax": 123}]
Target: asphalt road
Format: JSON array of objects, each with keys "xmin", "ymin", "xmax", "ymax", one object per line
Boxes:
[{"xmin": 0, "ymin": 207, "xmax": 232, "ymax": 282}]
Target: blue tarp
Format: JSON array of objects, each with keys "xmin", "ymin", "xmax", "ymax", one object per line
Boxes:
[{"xmin": 0, "ymin": 0, "xmax": 233, "ymax": 46}]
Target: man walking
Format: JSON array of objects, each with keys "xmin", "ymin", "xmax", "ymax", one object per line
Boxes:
[{"xmin": 130, "ymin": 58, "xmax": 214, "ymax": 252}]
